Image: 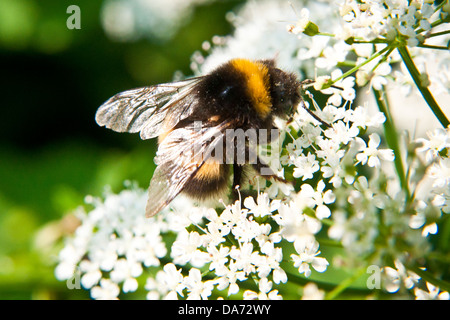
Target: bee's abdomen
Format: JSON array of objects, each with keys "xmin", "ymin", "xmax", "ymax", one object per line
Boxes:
[{"xmin": 183, "ymin": 160, "xmax": 230, "ymax": 199}]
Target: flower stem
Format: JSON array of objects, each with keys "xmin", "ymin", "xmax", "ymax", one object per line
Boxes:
[
  {"xmin": 325, "ymin": 266, "xmax": 367, "ymax": 300},
  {"xmin": 372, "ymin": 88, "xmax": 411, "ymax": 201},
  {"xmin": 397, "ymin": 46, "xmax": 450, "ymax": 128},
  {"xmin": 417, "ymin": 44, "xmax": 449, "ymax": 50},
  {"xmin": 426, "ymin": 30, "xmax": 450, "ymax": 38},
  {"xmin": 407, "ymin": 265, "xmax": 450, "ymax": 293},
  {"xmin": 330, "ymin": 45, "xmax": 392, "ymax": 85},
  {"xmin": 316, "ymin": 32, "xmax": 335, "ymax": 37}
]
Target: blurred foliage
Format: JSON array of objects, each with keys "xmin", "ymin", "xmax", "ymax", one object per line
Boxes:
[{"xmin": 0, "ymin": 0, "xmax": 244, "ymax": 299}]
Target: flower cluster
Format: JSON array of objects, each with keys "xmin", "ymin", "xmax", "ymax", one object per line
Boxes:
[
  {"xmin": 55, "ymin": 0, "xmax": 450, "ymax": 300},
  {"xmin": 55, "ymin": 186, "xmax": 166, "ymax": 299},
  {"xmin": 193, "ymin": 0, "xmax": 449, "ymax": 136},
  {"xmin": 148, "ymin": 195, "xmax": 288, "ymax": 299},
  {"xmin": 55, "ymin": 105, "xmax": 449, "ymax": 299},
  {"xmin": 334, "ymin": 0, "xmax": 439, "ymax": 45},
  {"xmin": 54, "ymin": 97, "xmax": 397, "ymax": 299},
  {"xmin": 101, "ymin": 0, "xmax": 214, "ymax": 42}
]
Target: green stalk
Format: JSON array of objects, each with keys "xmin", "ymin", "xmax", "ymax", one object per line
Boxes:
[
  {"xmin": 316, "ymin": 32, "xmax": 335, "ymax": 37},
  {"xmin": 417, "ymin": 44, "xmax": 450, "ymax": 50},
  {"xmin": 397, "ymin": 46, "xmax": 450, "ymax": 128},
  {"xmin": 407, "ymin": 265, "xmax": 450, "ymax": 293},
  {"xmin": 372, "ymin": 88, "xmax": 411, "ymax": 201},
  {"xmin": 426, "ymin": 30, "xmax": 450, "ymax": 38},
  {"xmin": 325, "ymin": 266, "xmax": 367, "ymax": 300},
  {"xmin": 330, "ymin": 45, "xmax": 392, "ymax": 85}
]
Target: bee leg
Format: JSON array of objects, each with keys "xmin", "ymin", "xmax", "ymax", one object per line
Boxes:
[
  {"xmin": 231, "ymin": 164, "xmax": 244, "ymax": 201},
  {"xmin": 231, "ymin": 163, "xmax": 259, "ymax": 202}
]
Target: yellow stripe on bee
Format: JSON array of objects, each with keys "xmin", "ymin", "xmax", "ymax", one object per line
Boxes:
[
  {"xmin": 195, "ymin": 160, "xmax": 222, "ymax": 180},
  {"xmin": 230, "ymin": 59, "xmax": 272, "ymax": 119}
]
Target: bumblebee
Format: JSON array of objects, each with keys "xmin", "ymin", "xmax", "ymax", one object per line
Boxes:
[{"xmin": 96, "ymin": 58, "xmax": 314, "ymax": 217}]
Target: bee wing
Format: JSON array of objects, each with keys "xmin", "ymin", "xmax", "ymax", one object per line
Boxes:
[
  {"xmin": 95, "ymin": 77, "xmax": 203, "ymax": 140},
  {"xmin": 145, "ymin": 120, "xmax": 233, "ymax": 217}
]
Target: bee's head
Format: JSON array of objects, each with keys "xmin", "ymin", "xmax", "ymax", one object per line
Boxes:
[{"xmin": 264, "ymin": 63, "xmax": 301, "ymax": 119}]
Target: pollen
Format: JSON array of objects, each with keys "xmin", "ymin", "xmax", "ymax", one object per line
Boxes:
[{"xmin": 230, "ymin": 59, "xmax": 272, "ymax": 119}]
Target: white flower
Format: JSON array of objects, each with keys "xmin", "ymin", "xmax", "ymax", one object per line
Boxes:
[
  {"xmin": 265, "ymin": 176, "xmax": 295, "ymax": 198},
  {"xmin": 348, "ymin": 105, "xmax": 386, "ymax": 129},
  {"xmin": 258, "ymin": 242, "xmax": 287, "ymax": 284},
  {"xmin": 290, "ymin": 122, "xmax": 322, "ymax": 148},
  {"xmin": 254, "ymin": 223, "xmax": 282, "ymax": 250},
  {"xmin": 320, "ymin": 104, "xmax": 346, "ymax": 124},
  {"xmin": 243, "ymin": 277, "xmax": 283, "ymax": 300},
  {"xmin": 432, "ymin": 189, "xmax": 450, "ymax": 214},
  {"xmin": 315, "ymin": 41, "xmax": 351, "ymax": 70},
  {"xmin": 409, "ymin": 201, "xmax": 439, "ymax": 237},
  {"xmin": 193, "ymin": 0, "xmax": 339, "ymax": 78},
  {"xmin": 415, "ymin": 282, "xmax": 450, "ymax": 300},
  {"xmin": 207, "ymin": 245, "xmax": 229, "ymax": 273},
  {"xmin": 215, "ymin": 260, "xmax": 246, "ymax": 296},
  {"xmin": 286, "ymin": 8, "xmax": 310, "ymax": 34},
  {"xmin": 320, "ymin": 163, "xmax": 345, "ymax": 188},
  {"xmin": 299, "ymin": 180, "xmax": 335, "ymax": 219},
  {"xmin": 57, "ymin": 0, "xmax": 450, "ymax": 301},
  {"xmin": 54, "ymin": 187, "xmax": 174, "ymax": 298},
  {"xmin": 383, "ymin": 260, "xmax": 420, "ymax": 293},
  {"xmin": 230, "ymin": 242, "xmax": 259, "ymax": 275},
  {"xmin": 55, "ymin": 244, "xmax": 84, "ymax": 281},
  {"xmin": 219, "ymin": 199, "xmax": 249, "ymax": 231},
  {"xmin": 356, "ymin": 133, "xmax": 395, "ymax": 167},
  {"xmin": 328, "ymin": 210, "xmax": 348, "ymax": 241},
  {"xmin": 146, "ymin": 263, "xmax": 185, "ymax": 300},
  {"xmin": 171, "ymin": 230, "xmax": 209, "ymax": 267},
  {"xmin": 321, "ymin": 70, "xmax": 356, "ymax": 105},
  {"xmin": 101, "ymin": 0, "xmax": 215, "ymax": 42},
  {"xmin": 427, "ymin": 158, "xmax": 450, "ymax": 189},
  {"xmin": 273, "ymin": 201, "xmax": 321, "ymax": 245},
  {"xmin": 230, "ymin": 217, "xmax": 261, "ymax": 244},
  {"xmin": 184, "ymin": 268, "xmax": 215, "ymax": 300},
  {"xmin": 110, "ymin": 258, "xmax": 142, "ymax": 293},
  {"xmin": 421, "ymin": 223, "xmax": 438, "ymax": 237},
  {"xmin": 317, "ymin": 137, "xmax": 345, "ymax": 167},
  {"xmin": 243, "ymin": 192, "xmax": 281, "ymax": 218},
  {"xmin": 333, "ymin": 0, "xmax": 439, "ymax": 47},
  {"xmin": 291, "ymin": 240, "xmax": 329, "ymax": 277},
  {"xmin": 292, "ymin": 152, "xmax": 320, "ymax": 180},
  {"xmin": 203, "ymin": 220, "xmax": 228, "ymax": 247},
  {"xmin": 370, "ymin": 61, "xmax": 392, "ymax": 90},
  {"xmin": 301, "ymin": 283, "xmax": 325, "ymax": 300},
  {"xmin": 416, "ymin": 127, "xmax": 450, "ymax": 162},
  {"xmin": 325, "ymin": 120, "xmax": 359, "ymax": 145},
  {"xmin": 91, "ymin": 279, "xmax": 120, "ymax": 300}
]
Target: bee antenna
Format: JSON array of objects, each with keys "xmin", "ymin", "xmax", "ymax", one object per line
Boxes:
[
  {"xmin": 330, "ymin": 84, "xmax": 344, "ymax": 91},
  {"xmin": 300, "ymin": 100, "xmax": 331, "ymax": 128},
  {"xmin": 297, "ymin": 80, "xmax": 332, "ymax": 128},
  {"xmin": 300, "ymin": 79, "xmax": 343, "ymax": 91}
]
